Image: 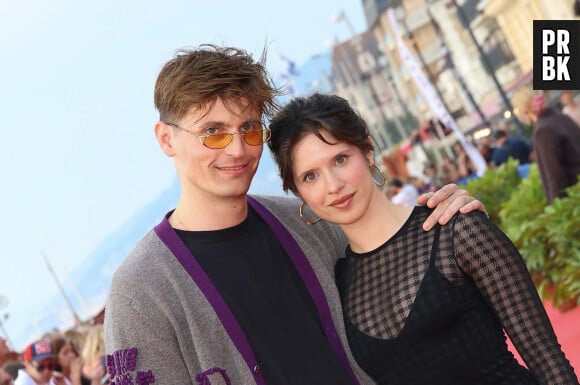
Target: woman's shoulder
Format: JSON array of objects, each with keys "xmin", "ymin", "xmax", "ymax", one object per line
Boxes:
[{"xmin": 446, "ymin": 210, "xmax": 495, "ymax": 239}]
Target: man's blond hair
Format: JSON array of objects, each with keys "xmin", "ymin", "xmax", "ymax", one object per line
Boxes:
[{"xmin": 511, "ymin": 86, "xmax": 535, "ymax": 115}]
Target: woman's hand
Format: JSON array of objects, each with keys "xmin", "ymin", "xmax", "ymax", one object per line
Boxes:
[
  {"xmin": 83, "ymin": 358, "xmax": 106, "ymax": 385},
  {"xmin": 70, "ymin": 357, "xmax": 83, "ymax": 385},
  {"xmin": 52, "ymin": 373, "xmax": 66, "ymax": 385}
]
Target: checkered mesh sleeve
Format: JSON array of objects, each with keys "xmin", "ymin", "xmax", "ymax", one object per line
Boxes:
[{"xmin": 451, "ymin": 212, "xmax": 579, "ymax": 385}]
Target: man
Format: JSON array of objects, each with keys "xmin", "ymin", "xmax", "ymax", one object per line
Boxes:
[
  {"xmin": 512, "ymin": 87, "xmax": 580, "ymax": 203},
  {"xmin": 14, "ymin": 341, "xmax": 68, "ymax": 385},
  {"xmin": 104, "ymin": 45, "xmax": 484, "ymax": 385},
  {"xmin": 384, "ymin": 177, "xmax": 404, "ymax": 200},
  {"xmin": 1, "ymin": 362, "xmax": 23, "ymax": 384},
  {"xmin": 0, "ymin": 367, "xmax": 14, "ymax": 385},
  {"xmin": 390, "ymin": 172, "xmax": 430, "ymax": 207},
  {"xmin": 560, "ymin": 91, "xmax": 580, "ymax": 128},
  {"xmin": 0, "ymin": 338, "xmax": 19, "ymax": 368},
  {"xmin": 491, "ymin": 130, "xmax": 530, "ymax": 167}
]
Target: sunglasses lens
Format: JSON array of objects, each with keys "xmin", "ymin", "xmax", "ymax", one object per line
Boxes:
[
  {"xmin": 244, "ymin": 130, "xmax": 270, "ymax": 145},
  {"xmin": 36, "ymin": 364, "xmax": 54, "ymax": 372},
  {"xmin": 202, "ymin": 130, "xmax": 269, "ymax": 149},
  {"xmin": 203, "ymin": 134, "xmax": 232, "ymax": 149}
]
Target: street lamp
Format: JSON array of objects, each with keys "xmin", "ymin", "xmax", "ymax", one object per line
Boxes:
[
  {"xmin": 0, "ymin": 295, "xmax": 14, "ymax": 349},
  {"xmin": 331, "ymin": 10, "xmax": 357, "ymax": 37},
  {"xmin": 450, "ymin": 0, "xmax": 525, "ymax": 136}
]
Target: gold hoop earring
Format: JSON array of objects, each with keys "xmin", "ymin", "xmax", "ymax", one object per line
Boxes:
[
  {"xmin": 370, "ymin": 164, "xmax": 386, "ymax": 187},
  {"xmin": 299, "ymin": 202, "xmax": 321, "ymax": 225}
]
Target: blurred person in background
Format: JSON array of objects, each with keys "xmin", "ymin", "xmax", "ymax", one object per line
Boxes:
[
  {"xmin": 560, "ymin": 91, "xmax": 580, "ymax": 128},
  {"xmin": 0, "ymin": 339, "xmax": 20, "ymax": 368},
  {"xmin": 1, "ymin": 367, "xmax": 14, "ymax": 385},
  {"xmin": 61, "ymin": 331, "xmax": 86, "ymax": 359},
  {"xmin": 491, "ymin": 130, "xmax": 530, "ymax": 168},
  {"xmin": 1, "ymin": 361, "xmax": 24, "ymax": 382},
  {"xmin": 79, "ymin": 327, "xmax": 105, "ymax": 385},
  {"xmin": 453, "ymin": 142, "xmax": 478, "ymax": 184},
  {"xmin": 384, "ymin": 178, "xmax": 404, "ymax": 200},
  {"xmin": 423, "ymin": 164, "xmax": 439, "ymax": 191},
  {"xmin": 512, "ymin": 87, "xmax": 580, "ymax": 203},
  {"xmin": 438, "ymin": 156, "xmax": 460, "ymax": 185},
  {"xmin": 390, "ymin": 177, "xmax": 419, "ymax": 207},
  {"xmin": 50, "ymin": 336, "xmax": 101, "ymax": 385},
  {"xmin": 15, "ymin": 341, "xmax": 70, "ymax": 385},
  {"xmin": 476, "ymin": 137, "xmax": 495, "ymax": 167},
  {"xmin": 390, "ymin": 173, "xmax": 431, "ymax": 207}
]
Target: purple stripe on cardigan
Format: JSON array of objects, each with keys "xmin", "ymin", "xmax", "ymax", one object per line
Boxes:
[
  {"xmin": 153, "ymin": 212, "xmax": 265, "ymax": 385},
  {"xmin": 248, "ymin": 196, "xmax": 361, "ymax": 385}
]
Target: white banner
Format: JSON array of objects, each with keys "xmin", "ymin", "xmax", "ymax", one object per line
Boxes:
[{"xmin": 387, "ymin": 9, "xmax": 486, "ymax": 177}]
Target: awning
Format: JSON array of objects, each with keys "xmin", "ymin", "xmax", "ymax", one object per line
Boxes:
[{"xmin": 469, "ymin": 69, "xmax": 533, "ymax": 126}]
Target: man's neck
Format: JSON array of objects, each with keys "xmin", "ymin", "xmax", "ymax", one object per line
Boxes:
[
  {"xmin": 22, "ymin": 369, "xmax": 47, "ymax": 385},
  {"xmin": 171, "ymin": 194, "xmax": 249, "ymax": 231}
]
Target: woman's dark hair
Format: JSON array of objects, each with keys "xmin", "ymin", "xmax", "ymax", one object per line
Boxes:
[
  {"xmin": 49, "ymin": 337, "xmax": 78, "ymax": 372},
  {"xmin": 268, "ymin": 93, "xmax": 373, "ymax": 193}
]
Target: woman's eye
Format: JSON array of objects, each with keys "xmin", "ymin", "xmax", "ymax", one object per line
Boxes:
[
  {"xmin": 304, "ymin": 173, "xmax": 316, "ymax": 182},
  {"xmin": 335, "ymin": 155, "xmax": 347, "ymax": 165}
]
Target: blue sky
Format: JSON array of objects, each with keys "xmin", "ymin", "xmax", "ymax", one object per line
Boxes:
[{"xmin": 0, "ymin": 0, "xmax": 365, "ymax": 350}]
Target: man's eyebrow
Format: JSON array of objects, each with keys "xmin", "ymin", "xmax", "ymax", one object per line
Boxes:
[{"xmin": 198, "ymin": 120, "xmax": 227, "ymax": 127}]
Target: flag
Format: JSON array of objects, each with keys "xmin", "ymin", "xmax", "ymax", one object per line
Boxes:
[
  {"xmin": 278, "ymin": 53, "xmax": 299, "ymax": 96},
  {"xmin": 387, "ymin": 9, "xmax": 487, "ymax": 177}
]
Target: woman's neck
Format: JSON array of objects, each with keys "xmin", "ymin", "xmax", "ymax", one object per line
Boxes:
[{"xmin": 341, "ymin": 191, "xmax": 413, "ymax": 253}]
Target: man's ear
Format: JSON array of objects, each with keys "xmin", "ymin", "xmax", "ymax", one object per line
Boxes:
[{"xmin": 154, "ymin": 121, "xmax": 177, "ymax": 157}]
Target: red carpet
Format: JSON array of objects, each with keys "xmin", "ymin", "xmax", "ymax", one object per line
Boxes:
[{"xmin": 507, "ymin": 302, "xmax": 580, "ymax": 378}]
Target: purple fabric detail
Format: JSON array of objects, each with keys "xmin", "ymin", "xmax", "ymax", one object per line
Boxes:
[
  {"xmin": 154, "ymin": 213, "xmax": 265, "ymax": 385},
  {"xmin": 135, "ymin": 370, "xmax": 155, "ymax": 385},
  {"xmin": 248, "ymin": 196, "xmax": 361, "ymax": 385},
  {"xmin": 195, "ymin": 367, "xmax": 232, "ymax": 385},
  {"xmin": 106, "ymin": 348, "xmax": 152, "ymax": 385}
]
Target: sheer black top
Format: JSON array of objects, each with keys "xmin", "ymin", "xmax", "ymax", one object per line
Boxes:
[{"xmin": 336, "ymin": 206, "xmax": 578, "ymax": 385}]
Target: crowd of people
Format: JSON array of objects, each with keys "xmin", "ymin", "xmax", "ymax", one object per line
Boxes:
[
  {"xmin": 385, "ymin": 89, "xmax": 580, "ymax": 207},
  {"xmin": 0, "ymin": 324, "xmax": 107, "ymax": 385}
]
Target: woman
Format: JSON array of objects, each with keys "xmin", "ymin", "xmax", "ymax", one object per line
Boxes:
[
  {"xmin": 50, "ymin": 336, "xmax": 102, "ymax": 385},
  {"xmin": 268, "ymin": 93, "xmax": 578, "ymax": 385},
  {"xmin": 79, "ymin": 325, "xmax": 106, "ymax": 385},
  {"xmin": 453, "ymin": 141, "xmax": 477, "ymax": 183}
]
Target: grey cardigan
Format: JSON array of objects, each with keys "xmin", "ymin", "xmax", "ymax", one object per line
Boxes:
[{"xmin": 104, "ymin": 195, "xmax": 375, "ymax": 385}]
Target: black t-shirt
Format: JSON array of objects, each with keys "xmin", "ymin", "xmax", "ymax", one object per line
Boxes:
[{"xmin": 176, "ymin": 207, "xmax": 354, "ymax": 385}]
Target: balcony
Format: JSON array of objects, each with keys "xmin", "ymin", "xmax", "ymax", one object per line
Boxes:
[
  {"xmin": 420, "ymin": 38, "xmax": 446, "ymax": 65},
  {"xmin": 405, "ymin": 8, "xmax": 431, "ymax": 31},
  {"xmin": 483, "ymin": 43, "xmax": 515, "ymax": 73}
]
